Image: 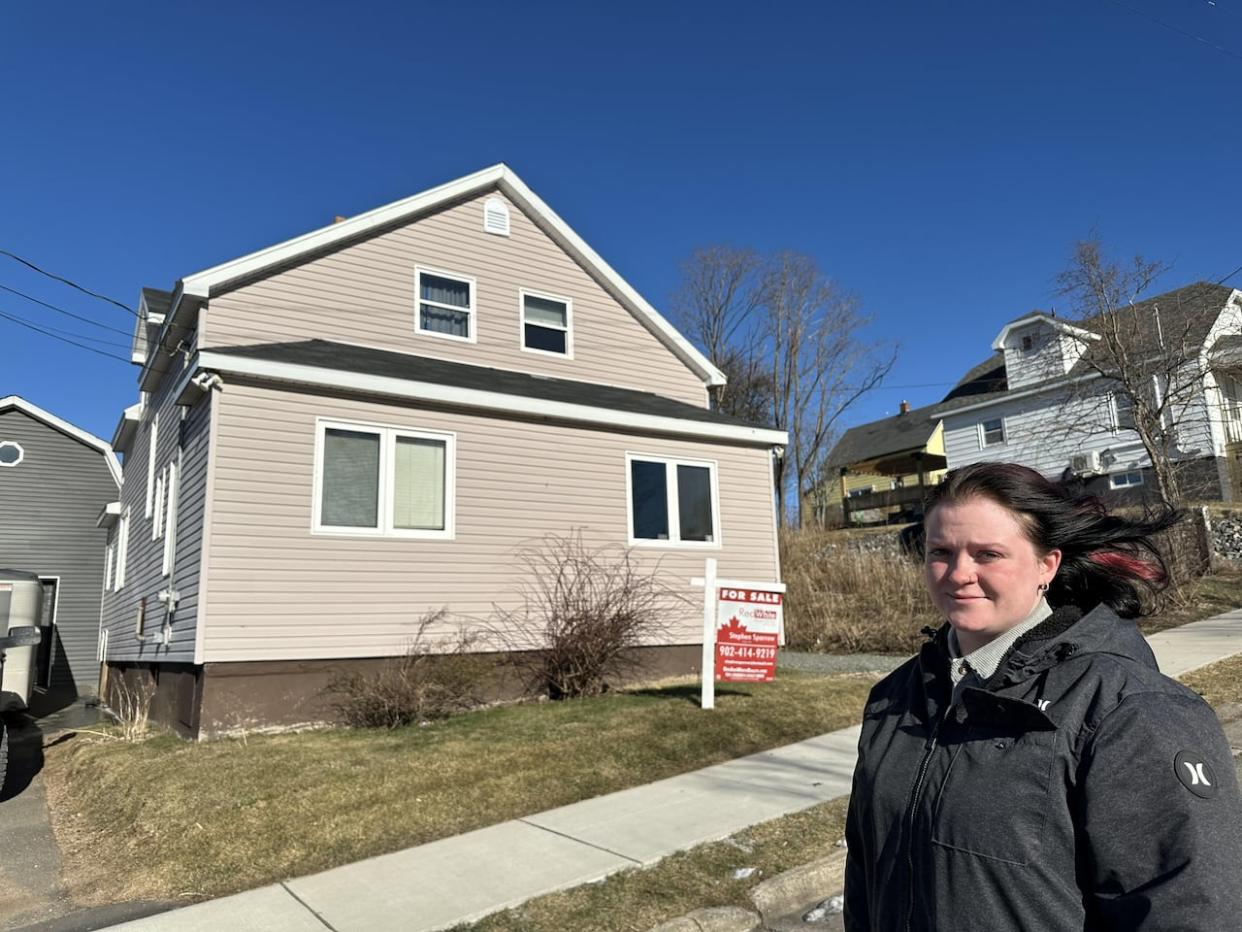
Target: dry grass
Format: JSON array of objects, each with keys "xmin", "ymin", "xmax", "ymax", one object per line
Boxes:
[
  {"xmin": 43, "ymin": 671, "xmax": 877, "ymax": 907},
  {"xmin": 781, "ymin": 528, "xmax": 935, "ymax": 654},
  {"xmin": 1139, "ymin": 565, "xmax": 1242, "ymax": 635},
  {"xmin": 1181, "ymin": 653, "xmax": 1242, "ymax": 706},
  {"xmin": 456, "ymin": 798, "xmax": 850, "ymax": 932}
]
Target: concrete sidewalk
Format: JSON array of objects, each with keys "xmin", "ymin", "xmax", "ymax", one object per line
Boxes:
[{"xmin": 102, "ymin": 609, "xmax": 1242, "ymax": 932}]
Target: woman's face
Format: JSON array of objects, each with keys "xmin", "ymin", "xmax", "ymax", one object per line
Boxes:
[{"xmin": 924, "ymin": 496, "xmax": 1061, "ymax": 651}]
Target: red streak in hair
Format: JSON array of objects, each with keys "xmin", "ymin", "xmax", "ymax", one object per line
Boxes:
[{"xmin": 1089, "ymin": 550, "xmax": 1164, "ymax": 582}]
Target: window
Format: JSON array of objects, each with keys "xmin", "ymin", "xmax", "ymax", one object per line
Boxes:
[
  {"xmin": 980, "ymin": 418, "xmax": 1006, "ymax": 447},
  {"xmin": 627, "ymin": 454, "xmax": 720, "ymax": 546},
  {"xmin": 314, "ymin": 420, "xmax": 455, "ymax": 538},
  {"xmin": 0, "ymin": 441, "xmax": 23, "ymax": 466},
  {"xmin": 115, "ymin": 508, "xmax": 130, "ymax": 589},
  {"xmin": 415, "ymin": 268, "xmax": 475, "ymax": 342},
  {"xmin": 848, "ymin": 486, "xmax": 875, "ymax": 498},
  {"xmin": 520, "ymin": 290, "xmax": 572, "ymax": 356},
  {"xmin": 1113, "ymin": 392, "xmax": 1136, "ymax": 433},
  {"xmin": 144, "ymin": 413, "xmax": 159, "ymax": 518},
  {"xmin": 1109, "ymin": 470, "xmax": 1144, "ymax": 489},
  {"xmin": 1021, "ymin": 334, "xmax": 1035, "ymax": 353}
]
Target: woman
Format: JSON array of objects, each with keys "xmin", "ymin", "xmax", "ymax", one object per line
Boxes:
[{"xmin": 843, "ymin": 462, "xmax": 1242, "ymax": 931}]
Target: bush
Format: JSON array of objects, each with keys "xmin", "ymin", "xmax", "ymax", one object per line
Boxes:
[
  {"xmin": 781, "ymin": 528, "xmax": 935, "ymax": 654},
  {"xmin": 326, "ymin": 610, "xmax": 489, "ymax": 728},
  {"xmin": 495, "ymin": 532, "xmax": 685, "ymax": 699}
]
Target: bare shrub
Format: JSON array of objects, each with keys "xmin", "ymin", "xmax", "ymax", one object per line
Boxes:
[
  {"xmin": 107, "ymin": 674, "xmax": 156, "ymax": 741},
  {"xmin": 782, "ymin": 528, "xmax": 935, "ymax": 654},
  {"xmin": 494, "ymin": 532, "xmax": 686, "ymax": 699},
  {"xmin": 326, "ymin": 610, "xmax": 489, "ymax": 729}
]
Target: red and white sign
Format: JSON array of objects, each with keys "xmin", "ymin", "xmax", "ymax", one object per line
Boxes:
[{"xmin": 714, "ymin": 587, "xmax": 782, "ymax": 682}]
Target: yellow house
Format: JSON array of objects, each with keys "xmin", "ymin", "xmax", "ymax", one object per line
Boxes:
[{"xmin": 824, "ymin": 401, "xmax": 947, "ymax": 524}]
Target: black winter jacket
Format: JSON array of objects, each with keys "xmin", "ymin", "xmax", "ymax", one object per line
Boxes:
[{"xmin": 843, "ymin": 604, "xmax": 1242, "ymax": 931}]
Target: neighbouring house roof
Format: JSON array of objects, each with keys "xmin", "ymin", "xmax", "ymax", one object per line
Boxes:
[
  {"xmin": 825, "ymin": 401, "xmax": 945, "ymax": 474},
  {"xmin": 934, "ymin": 352, "xmax": 1010, "ymax": 414},
  {"xmin": 196, "ymin": 340, "xmax": 787, "ymax": 447},
  {"xmin": 0, "ymin": 395, "xmax": 121, "ymax": 486},
  {"xmin": 140, "ymin": 287, "xmax": 172, "ymax": 318},
  {"xmin": 146, "ymin": 164, "xmax": 725, "ymax": 390}
]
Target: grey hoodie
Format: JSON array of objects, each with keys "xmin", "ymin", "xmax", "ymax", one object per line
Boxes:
[{"xmin": 843, "ymin": 604, "xmax": 1242, "ymax": 931}]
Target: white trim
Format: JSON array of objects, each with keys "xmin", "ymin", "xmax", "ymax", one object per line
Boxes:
[
  {"xmin": 145, "ymin": 412, "xmax": 160, "ymax": 519},
  {"xmin": 414, "ymin": 266, "xmax": 477, "ymax": 344},
  {"xmin": 115, "ymin": 507, "xmax": 130, "ymax": 590},
  {"xmin": 104, "ymin": 542, "xmax": 115, "ymax": 593},
  {"xmin": 312, "ymin": 418, "xmax": 456, "ymax": 540},
  {"xmin": 111, "ymin": 400, "xmax": 143, "ymax": 453},
  {"xmin": 519, "ymin": 288, "xmax": 574, "ymax": 359},
  {"xmin": 96, "ymin": 500, "xmax": 122, "ymax": 528},
  {"xmin": 625, "ymin": 452, "xmax": 722, "ymax": 549},
  {"xmin": 0, "ymin": 440, "xmax": 24, "ymax": 467},
  {"xmin": 197, "ymin": 351, "xmax": 788, "ymax": 447},
  {"xmin": 175, "ymin": 164, "xmax": 725, "ymax": 387},
  {"xmin": 162, "ymin": 454, "xmax": 180, "ymax": 576},
  {"xmin": 0, "ymin": 395, "xmax": 121, "ymax": 485},
  {"xmin": 991, "ymin": 314, "xmax": 1099, "ymax": 351},
  {"xmin": 194, "ymin": 390, "xmax": 221, "ymax": 665}
]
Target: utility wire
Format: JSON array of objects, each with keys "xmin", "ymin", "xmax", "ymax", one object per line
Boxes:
[
  {"xmin": 0, "ymin": 283, "xmax": 134, "ymax": 337},
  {"xmin": 1105, "ymin": 0, "xmax": 1242, "ymax": 62},
  {"xmin": 0, "ymin": 306, "xmax": 131, "ymax": 362},
  {"xmin": 1216, "ymin": 263, "xmax": 1242, "ymax": 285},
  {"xmin": 0, "ymin": 248, "xmax": 138, "ymax": 316}
]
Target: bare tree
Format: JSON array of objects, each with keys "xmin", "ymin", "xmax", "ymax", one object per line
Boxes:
[
  {"xmin": 1055, "ymin": 237, "xmax": 1221, "ymax": 507},
  {"xmin": 760, "ymin": 252, "xmax": 896, "ymax": 527},
  {"xmin": 670, "ymin": 245, "xmax": 766, "ymax": 417}
]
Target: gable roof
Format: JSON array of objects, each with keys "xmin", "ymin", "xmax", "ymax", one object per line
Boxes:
[
  {"xmin": 0, "ymin": 395, "xmax": 121, "ymax": 486},
  {"xmin": 196, "ymin": 340, "xmax": 786, "ymax": 447},
  {"xmin": 825, "ymin": 401, "xmax": 943, "ymax": 471},
  {"xmin": 151, "ymin": 164, "xmax": 724, "ymax": 390}
]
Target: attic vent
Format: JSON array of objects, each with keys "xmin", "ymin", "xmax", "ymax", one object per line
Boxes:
[{"xmin": 483, "ymin": 197, "xmax": 510, "ymax": 237}]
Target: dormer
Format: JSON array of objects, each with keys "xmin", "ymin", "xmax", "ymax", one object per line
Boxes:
[
  {"xmin": 133, "ymin": 287, "xmax": 173, "ymax": 365},
  {"xmin": 991, "ymin": 312, "xmax": 1097, "ymax": 390}
]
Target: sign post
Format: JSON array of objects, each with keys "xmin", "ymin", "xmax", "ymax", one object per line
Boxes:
[{"xmin": 693, "ymin": 561, "xmax": 786, "ymax": 709}]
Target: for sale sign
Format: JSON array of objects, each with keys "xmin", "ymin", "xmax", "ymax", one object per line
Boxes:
[{"xmin": 714, "ymin": 587, "xmax": 782, "ymax": 682}]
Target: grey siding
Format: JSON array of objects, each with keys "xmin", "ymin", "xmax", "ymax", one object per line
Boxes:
[
  {"xmin": 100, "ymin": 357, "xmax": 211, "ymax": 664},
  {"xmin": 0, "ymin": 408, "xmax": 117, "ymax": 696}
]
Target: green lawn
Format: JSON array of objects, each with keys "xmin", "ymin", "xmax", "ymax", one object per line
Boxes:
[{"xmin": 44, "ymin": 671, "xmax": 878, "ymax": 907}]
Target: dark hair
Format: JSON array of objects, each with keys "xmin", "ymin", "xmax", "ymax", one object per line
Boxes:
[{"xmin": 924, "ymin": 462, "xmax": 1181, "ymax": 618}]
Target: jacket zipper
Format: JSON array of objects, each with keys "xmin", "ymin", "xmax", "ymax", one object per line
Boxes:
[{"xmin": 905, "ymin": 713, "xmax": 946, "ymax": 932}]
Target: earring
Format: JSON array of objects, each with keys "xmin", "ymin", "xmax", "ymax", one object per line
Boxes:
[{"xmin": 1038, "ymin": 582, "xmax": 1050, "ymax": 592}]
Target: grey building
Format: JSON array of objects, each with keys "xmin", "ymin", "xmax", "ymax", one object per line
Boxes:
[{"xmin": 0, "ymin": 396, "xmax": 120, "ymax": 708}]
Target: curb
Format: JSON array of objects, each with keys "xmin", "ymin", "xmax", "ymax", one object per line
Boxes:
[
  {"xmin": 650, "ymin": 905, "xmax": 763, "ymax": 932},
  {"xmin": 748, "ymin": 850, "xmax": 847, "ymax": 925}
]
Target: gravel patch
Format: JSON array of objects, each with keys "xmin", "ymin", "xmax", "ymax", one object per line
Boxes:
[{"xmin": 777, "ymin": 651, "xmax": 909, "ymax": 675}]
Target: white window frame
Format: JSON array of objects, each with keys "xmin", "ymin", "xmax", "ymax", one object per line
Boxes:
[
  {"xmin": 0, "ymin": 440, "xmax": 24, "ymax": 467},
  {"xmin": 625, "ymin": 452, "xmax": 722, "ymax": 549},
  {"xmin": 152, "ymin": 465, "xmax": 167, "ymax": 541},
  {"xmin": 1109, "ymin": 470, "xmax": 1145, "ymax": 489},
  {"xmin": 1111, "ymin": 391, "xmax": 1137, "ymax": 435},
  {"xmin": 115, "ymin": 507, "xmax": 130, "ymax": 589},
  {"xmin": 414, "ymin": 266, "xmax": 477, "ymax": 344},
  {"xmin": 312, "ymin": 418, "xmax": 456, "ymax": 540},
  {"xmin": 519, "ymin": 288, "xmax": 574, "ymax": 359},
  {"xmin": 104, "ymin": 542, "xmax": 115, "ymax": 592},
  {"xmin": 978, "ymin": 417, "xmax": 1006, "ymax": 448},
  {"xmin": 144, "ymin": 412, "xmax": 159, "ymax": 518},
  {"xmin": 162, "ymin": 455, "xmax": 180, "ymax": 577}
]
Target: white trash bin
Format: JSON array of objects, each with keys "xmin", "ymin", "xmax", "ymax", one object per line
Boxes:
[{"xmin": 0, "ymin": 569, "xmax": 43, "ymax": 711}]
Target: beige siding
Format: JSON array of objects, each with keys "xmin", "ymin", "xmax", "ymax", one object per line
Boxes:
[
  {"xmin": 203, "ymin": 190, "xmax": 707, "ymax": 407},
  {"xmin": 202, "ymin": 380, "xmax": 778, "ymax": 662}
]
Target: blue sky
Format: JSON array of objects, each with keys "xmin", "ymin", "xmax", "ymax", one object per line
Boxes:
[{"xmin": 2, "ymin": 1, "xmax": 1240, "ymax": 442}]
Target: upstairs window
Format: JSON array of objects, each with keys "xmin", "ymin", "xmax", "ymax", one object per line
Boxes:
[
  {"xmin": 415, "ymin": 268, "xmax": 475, "ymax": 342},
  {"xmin": 0, "ymin": 441, "xmax": 23, "ymax": 466},
  {"xmin": 521, "ymin": 290, "xmax": 572, "ymax": 356},
  {"xmin": 980, "ymin": 417, "xmax": 1006, "ymax": 447},
  {"xmin": 315, "ymin": 420, "xmax": 455, "ymax": 539},
  {"xmin": 628, "ymin": 454, "xmax": 719, "ymax": 547}
]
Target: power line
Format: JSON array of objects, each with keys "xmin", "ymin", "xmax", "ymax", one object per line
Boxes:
[
  {"xmin": 0, "ymin": 306, "xmax": 131, "ymax": 362},
  {"xmin": 0, "ymin": 283, "xmax": 133, "ymax": 337},
  {"xmin": 1105, "ymin": 0, "xmax": 1242, "ymax": 62},
  {"xmin": 0, "ymin": 248, "xmax": 137, "ymax": 316},
  {"xmin": 1216, "ymin": 263, "xmax": 1242, "ymax": 285}
]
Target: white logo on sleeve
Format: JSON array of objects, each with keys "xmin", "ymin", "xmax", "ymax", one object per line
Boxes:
[
  {"xmin": 1036, "ymin": 699, "xmax": 1051, "ymax": 712},
  {"xmin": 1174, "ymin": 751, "xmax": 1219, "ymax": 799}
]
